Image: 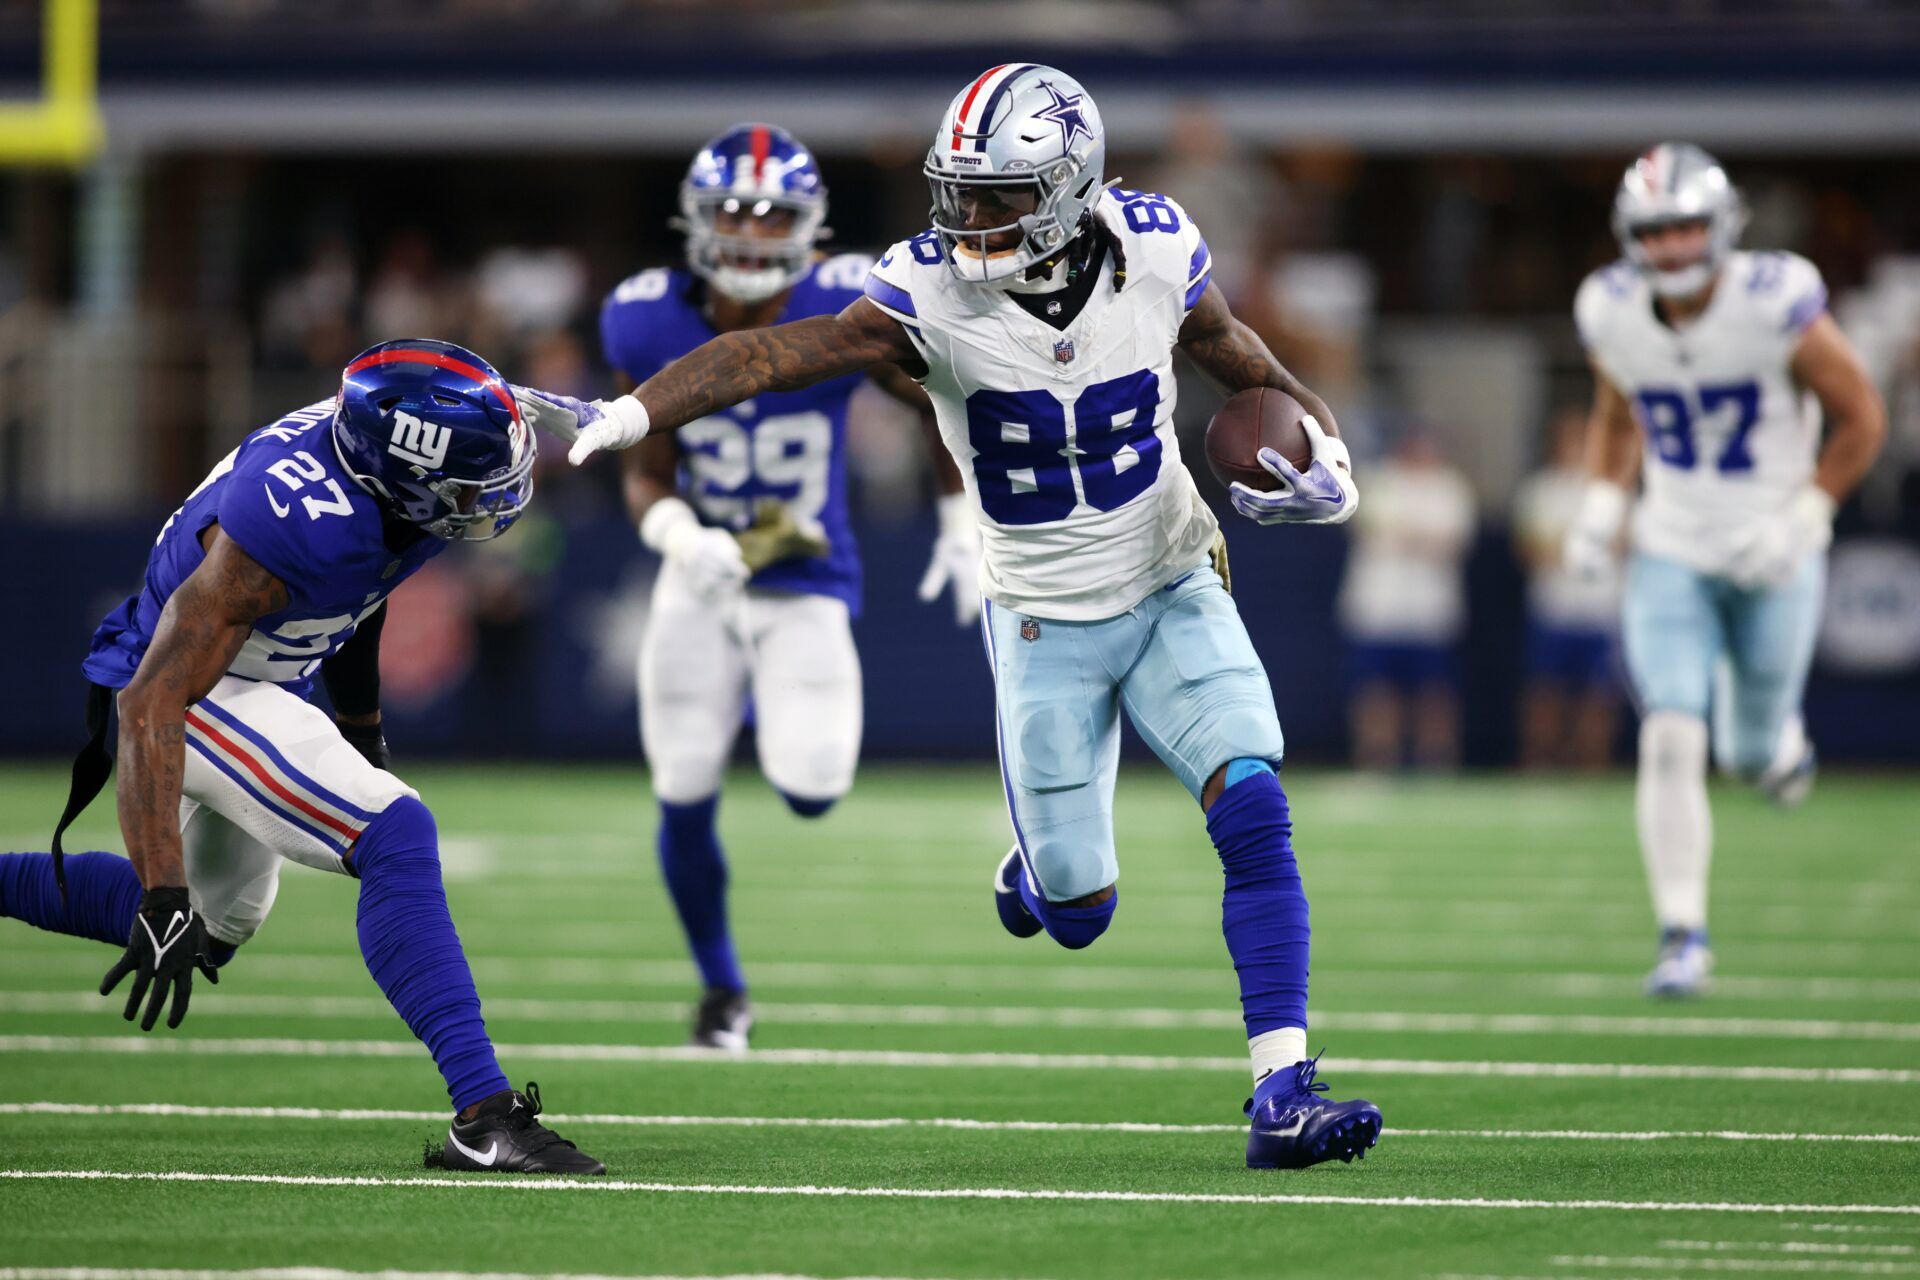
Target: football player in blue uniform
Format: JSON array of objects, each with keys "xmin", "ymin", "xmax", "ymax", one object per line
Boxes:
[
  {"xmin": 564, "ymin": 69, "xmax": 1383, "ymax": 1169},
  {"xmin": 599, "ymin": 124, "xmax": 975, "ymax": 1049},
  {"xmin": 0, "ymin": 341, "xmax": 607, "ymax": 1175}
]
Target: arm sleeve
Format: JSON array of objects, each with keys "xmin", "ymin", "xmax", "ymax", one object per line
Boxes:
[
  {"xmin": 320, "ymin": 601, "xmax": 384, "ymax": 718},
  {"xmin": 1775, "ymin": 253, "xmax": 1829, "ymax": 339},
  {"xmin": 863, "ymin": 244, "xmax": 921, "ymax": 330},
  {"xmin": 1177, "ymin": 206, "xmax": 1212, "ymax": 313}
]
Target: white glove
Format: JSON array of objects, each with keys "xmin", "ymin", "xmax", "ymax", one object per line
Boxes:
[
  {"xmin": 1227, "ymin": 415, "xmax": 1358, "ymax": 526},
  {"xmin": 1727, "ymin": 486, "xmax": 1835, "ymax": 590},
  {"xmin": 549, "ymin": 394, "xmax": 651, "ymax": 465},
  {"xmin": 917, "ymin": 492, "xmax": 981, "ymax": 626},
  {"xmin": 639, "ymin": 497, "xmax": 748, "ymax": 601},
  {"xmin": 1563, "ymin": 480, "xmax": 1630, "ymax": 582}
]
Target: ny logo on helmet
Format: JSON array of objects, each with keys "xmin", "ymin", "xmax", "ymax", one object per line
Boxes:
[{"xmin": 388, "ymin": 409, "xmax": 451, "ymax": 470}]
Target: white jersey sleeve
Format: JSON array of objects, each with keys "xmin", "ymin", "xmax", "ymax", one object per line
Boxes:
[
  {"xmin": 867, "ymin": 193, "xmax": 1220, "ymax": 621},
  {"xmin": 1575, "ymin": 251, "xmax": 1829, "ymax": 576}
]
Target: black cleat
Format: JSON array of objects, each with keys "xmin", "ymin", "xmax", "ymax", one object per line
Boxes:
[
  {"xmin": 441, "ymin": 1082, "xmax": 605, "ymax": 1176},
  {"xmin": 691, "ymin": 985, "xmax": 752, "ymax": 1051}
]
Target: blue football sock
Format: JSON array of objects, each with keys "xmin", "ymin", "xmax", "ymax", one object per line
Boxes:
[
  {"xmin": 0, "ymin": 850, "xmax": 142, "ymax": 946},
  {"xmin": 351, "ymin": 797, "xmax": 509, "ymax": 1113},
  {"xmin": 658, "ymin": 795, "xmax": 745, "ymax": 993},
  {"xmin": 1206, "ymin": 762, "xmax": 1310, "ymax": 1037},
  {"xmin": 1014, "ymin": 858, "xmax": 1117, "ymax": 950},
  {"xmin": 778, "ymin": 790, "xmax": 837, "ymax": 819}
]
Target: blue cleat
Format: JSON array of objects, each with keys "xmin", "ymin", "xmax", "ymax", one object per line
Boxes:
[
  {"xmin": 1645, "ymin": 927, "xmax": 1713, "ymax": 997},
  {"xmin": 992, "ymin": 847, "xmax": 1043, "ymax": 939},
  {"xmin": 1244, "ymin": 1053, "xmax": 1382, "ymax": 1170}
]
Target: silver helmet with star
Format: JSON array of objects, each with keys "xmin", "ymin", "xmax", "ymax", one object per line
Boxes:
[{"xmin": 923, "ymin": 64, "xmax": 1107, "ymax": 285}]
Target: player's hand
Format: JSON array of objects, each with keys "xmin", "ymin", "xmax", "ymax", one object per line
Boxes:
[
  {"xmin": 1562, "ymin": 480, "xmax": 1629, "ymax": 582},
  {"xmin": 1228, "ymin": 416, "xmax": 1357, "ymax": 526},
  {"xmin": 337, "ymin": 718, "xmax": 391, "ymax": 770},
  {"xmin": 1728, "ymin": 486, "xmax": 1834, "ymax": 590},
  {"xmin": 550, "ymin": 393, "xmax": 650, "ymax": 464},
  {"xmin": 640, "ymin": 496, "xmax": 749, "ymax": 601},
  {"xmin": 917, "ymin": 493, "xmax": 981, "ymax": 626},
  {"xmin": 100, "ymin": 887, "xmax": 219, "ymax": 1032}
]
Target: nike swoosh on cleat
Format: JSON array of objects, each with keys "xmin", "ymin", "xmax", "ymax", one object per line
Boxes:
[
  {"xmin": 446, "ymin": 1130, "xmax": 498, "ymax": 1167},
  {"xmin": 1262, "ymin": 1111, "xmax": 1308, "ymax": 1139}
]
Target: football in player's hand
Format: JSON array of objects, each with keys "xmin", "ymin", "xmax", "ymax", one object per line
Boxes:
[{"xmin": 1204, "ymin": 388, "xmax": 1315, "ymax": 491}]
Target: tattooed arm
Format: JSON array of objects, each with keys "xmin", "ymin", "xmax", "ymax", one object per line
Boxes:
[
  {"xmin": 636, "ymin": 297, "xmax": 920, "ymax": 434},
  {"xmin": 116, "ymin": 524, "xmax": 290, "ymax": 890},
  {"xmin": 1177, "ymin": 281, "xmax": 1341, "ymax": 439}
]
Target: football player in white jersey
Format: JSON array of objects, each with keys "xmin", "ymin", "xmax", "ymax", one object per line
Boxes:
[
  {"xmin": 562, "ymin": 63, "xmax": 1382, "ymax": 1170},
  {"xmin": 1565, "ymin": 143, "xmax": 1885, "ymax": 996}
]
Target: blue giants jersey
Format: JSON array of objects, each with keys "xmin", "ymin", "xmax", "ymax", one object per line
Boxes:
[
  {"xmin": 82, "ymin": 401, "xmax": 447, "ymax": 698},
  {"xmin": 599, "ymin": 254, "xmax": 871, "ymax": 611}
]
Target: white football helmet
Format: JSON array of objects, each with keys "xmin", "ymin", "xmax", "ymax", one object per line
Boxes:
[
  {"xmin": 1612, "ymin": 142, "xmax": 1747, "ymax": 298},
  {"xmin": 923, "ymin": 64, "xmax": 1108, "ymax": 285}
]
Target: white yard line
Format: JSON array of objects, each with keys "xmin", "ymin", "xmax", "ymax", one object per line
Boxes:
[
  {"xmin": 5, "ymin": 991, "xmax": 1917, "ymax": 1043},
  {"xmin": 2, "ymin": 1169, "xmax": 1917, "ymax": 1217},
  {"xmin": 1657, "ymin": 1242, "xmax": 1918, "ymax": 1257},
  {"xmin": 0, "ymin": 1270, "xmax": 958, "ymax": 1280},
  {"xmin": 4, "ymin": 1102, "xmax": 1917, "ymax": 1145},
  {"xmin": 2, "ymin": 1035, "xmax": 1918, "ymax": 1083},
  {"xmin": 1551, "ymin": 1253, "xmax": 1920, "ymax": 1273}
]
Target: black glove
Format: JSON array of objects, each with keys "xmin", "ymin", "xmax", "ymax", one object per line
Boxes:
[
  {"xmin": 99, "ymin": 887, "xmax": 219, "ymax": 1031},
  {"xmin": 338, "ymin": 719, "xmax": 391, "ymax": 770}
]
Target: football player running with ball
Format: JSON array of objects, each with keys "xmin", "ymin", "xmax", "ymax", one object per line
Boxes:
[
  {"xmin": 0, "ymin": 342, "xmax": 605, "ymax": 1175},
  {"xmin": 563, "ymin": 65, "xmax": 1382, "ymax": 1170},
  {"xmin": 598, "ymin": 125, "xmax": 975, "ymax": 1051},
  {"xmin": 1566, "ymin": 144, "xmax": 1885, "ymax": 996}
]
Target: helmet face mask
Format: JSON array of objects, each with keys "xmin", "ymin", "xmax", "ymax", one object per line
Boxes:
[
  {"xmin": 924, "ymin": 66, "xmax": 1107, "ymax": 286},
  {"xmin": 331, "ymin": 341, "xmax": 536, "ymax": 543},
  {"xmin": 679, "ymin": 125, "xmax": 827, "ymax": 305},
  {"xmin": 1612, "ymin": 143, "xmax": 1746, "ymax": 299}
]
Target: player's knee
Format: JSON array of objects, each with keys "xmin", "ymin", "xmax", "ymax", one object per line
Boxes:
[
  {"xmin": 778, "ymin": 790, "xmax": 838, "ymax": 819},
  {"xmin": 1042, "ymin": 886, "xmax": 1117, "ymax": 950},
  {"xmin": 348, "ymin": 795, "xmax": 440, "ymax": 881},
  {"xmin": 1639, "ymin": 711, "xmax": 1709, "ymax": 780}
]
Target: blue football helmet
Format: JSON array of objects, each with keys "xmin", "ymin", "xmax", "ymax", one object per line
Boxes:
[
  {"xmin": 331, "ymin": 339, "xmax": 535, "ymax": 542},
  {"xmin": 677, "ymin": 123, "xmax": 827, "ymax": 303}
]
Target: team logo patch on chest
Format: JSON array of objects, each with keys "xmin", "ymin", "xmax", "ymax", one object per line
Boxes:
[
  {"xmin": 1020, "ymin": 618, "xmax": 1041, "ymax": 643},
  {"xmin": 1052, "ymin": 337, "xmax": 1075, "ymax": 365}
]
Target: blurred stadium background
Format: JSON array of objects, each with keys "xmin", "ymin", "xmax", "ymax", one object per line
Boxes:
[{"xmin": 3, "ymin": 0, "xmax": 1918, "ymax": 767}]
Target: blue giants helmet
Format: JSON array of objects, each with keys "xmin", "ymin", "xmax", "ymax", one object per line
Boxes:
[
  {"xmin": 331, "ymin": 339, "xmax": 535, "ymax": 541},
  {"xmin": 678, "ymin": 123, "xmax": 828, "ymax": 304}
]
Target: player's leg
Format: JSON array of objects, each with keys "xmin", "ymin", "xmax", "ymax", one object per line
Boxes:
[
  {"xmin": 638, "ymin": 570, "xmax": 753, "ymax": 1046},
  {"xmin": 1720, "ymin": 556, "xmax": 1826, "ymax": 805},
  {"xmin": 981, "ymin": 600, "xmax": 1124, "ymax": 950},
  {"xmin": 1121, "ymin": 566, "xmax": 1380, "ymax": 1168},
  {"xmin": 1621, "ymin": 553, "xmax": 1723, "ymax": 995},
  {"xmin": 0, "ymin": 848, "xmax": 144, "ymax": 946},
  {"xmin": 184, "ymin": 676, "xmax": 601, "ymax": 1173},
  {"xmin": 745, "ymin": 590, "xmax": 863, "ymax": 818}
]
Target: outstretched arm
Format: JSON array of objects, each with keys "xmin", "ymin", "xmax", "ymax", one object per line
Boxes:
[
  {"xmin": 1177, "ymin": 281, "xmax": 1341, "ymax": 440},
  {"xmin": 566, "ymin": 299, "xmax": 920, "ymax": 464},
  {"xmin": 117, "ymin": 525, "xmax": 289, "ymax": 892}
]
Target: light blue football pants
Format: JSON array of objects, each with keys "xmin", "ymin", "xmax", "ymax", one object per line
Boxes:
[
  {"xmin": 1622, "ymin": 551, "xmax": 1825, "ymax": 776},
  {"xmin": 981, "ymin": 566, "xmax": 1287, "ymax": 902}
]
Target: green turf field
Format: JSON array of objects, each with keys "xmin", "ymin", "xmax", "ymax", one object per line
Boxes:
[{"xmin": 1, "ymin": 761, "xmax": 1917, "ymax": 1280}]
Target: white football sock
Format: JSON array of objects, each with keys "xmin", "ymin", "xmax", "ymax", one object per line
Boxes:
[
  {"xmin": 1249, "ymin": 1026, "xmax": 1308, "ymax": 1085},
  {"xmin": 1636, "ymin": 711, "xmax": 1712, "ymax": 933}
]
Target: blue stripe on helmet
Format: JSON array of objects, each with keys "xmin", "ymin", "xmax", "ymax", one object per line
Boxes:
[{"xmin": 973, "ymin": 63, "xmax": 1039, "ymax": 152}]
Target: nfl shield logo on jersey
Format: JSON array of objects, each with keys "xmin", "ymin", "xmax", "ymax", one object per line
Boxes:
[
  {"xmin": 1020, "ymin": 618, "xmax": 1041, "ymax": 642},
  {"xmin": 1053, "ymin": 337, "xmax": 1075, "ymax": 365}
]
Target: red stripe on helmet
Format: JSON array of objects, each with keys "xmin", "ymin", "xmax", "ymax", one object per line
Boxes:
[
  {"xmin": 750, "ymin": 124, "xmax": 770, "ymax": 181},
  {"xmin": 343, "ymin": 347, "xmax": 519, "ymax": 422},
  {"xmin": 951, "ymin": 63, "xmax": 1006, "ymax": 150}
]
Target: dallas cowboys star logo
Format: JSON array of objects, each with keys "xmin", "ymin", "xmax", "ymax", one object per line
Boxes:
[{"xmin": 1034, "ymin": 81, "xmax": 1093, "ymax": 151}]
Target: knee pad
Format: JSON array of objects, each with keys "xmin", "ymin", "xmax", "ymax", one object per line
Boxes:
[
  {"xmin": 779, "ymin": 791, "xmax": 838, "ymax": 819},
  {"xmin": 1041, "ymin": 890, "xmax": 1117, "ymax": 951},
  {"xmin": 1640, "ymin": 711, "xmax": 1708, "ymax": 783},
  {"xmin": 349, "ymin": 796, "xmax": 438, "ymax": 880}
]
